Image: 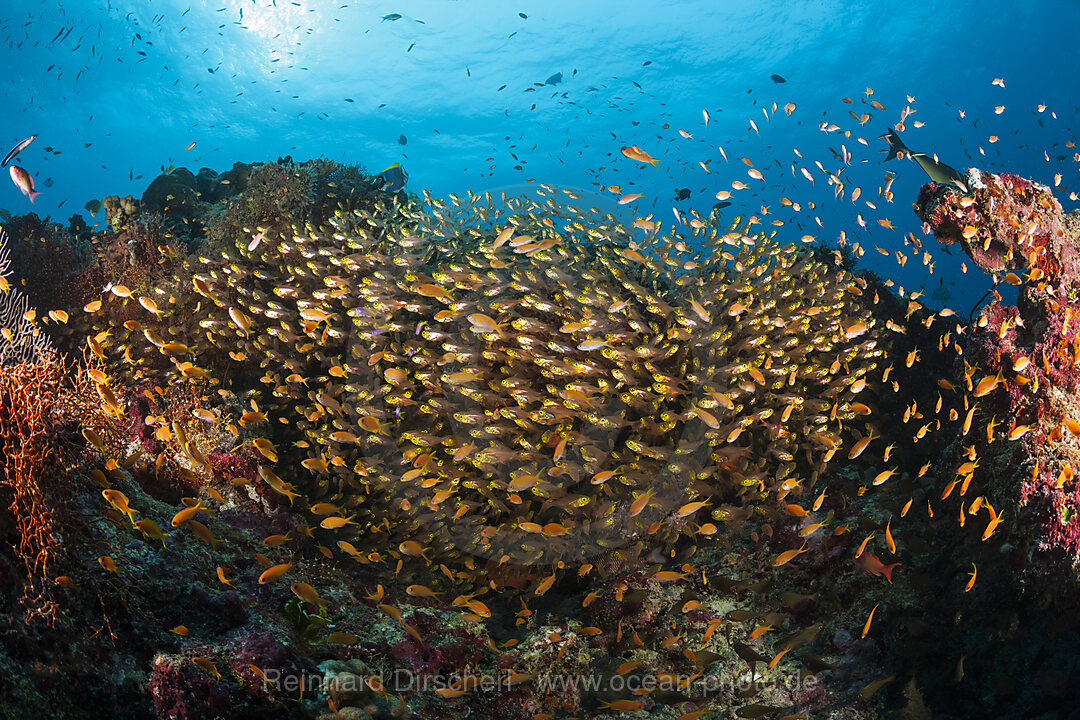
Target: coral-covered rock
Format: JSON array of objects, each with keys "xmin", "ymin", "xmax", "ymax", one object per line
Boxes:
[
  {"xmin": 920, "ymin": 167, "xmax": 1080, "ymax": 574},
  {"xmin": 103, "ymin": 193, "xmax": 141, "ymax": 230},
  {"xmin": 917, "ymin": 168, "xmax": 1074, "ymax": 286},
  {"xmin": 325, "ymin": 671, "xmax": 369, "ymax": 708},
  {"xmin": 142, "ymin": 167, "xmax": 201, "ymax": 219},
  {"xmin": 148, "ymin": 654, "xmax": 232, "ymax": 720},
  {"xmin": 1, "ymin": 212, "xmax": 83, "ymax": 312},
  {"xmin": 196, "ymin": 162, "xmax": 251, "ymax": 205}
]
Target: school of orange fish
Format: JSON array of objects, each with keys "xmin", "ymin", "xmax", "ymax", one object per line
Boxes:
[{"xmin": 16, "ymin": 81, "xmax": 1070, "ymax": 716}]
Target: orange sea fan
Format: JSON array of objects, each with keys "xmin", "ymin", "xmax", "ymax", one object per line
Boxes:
[{"xmin": 0, "ymin": 359, "xmax": 77, "ymax": 623}]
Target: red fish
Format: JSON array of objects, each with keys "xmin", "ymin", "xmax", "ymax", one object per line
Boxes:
[
  {"xmin": 9, "ymin": 165, "xmax": 39, "ymax": 202},
  {"xmin": 854, "ymin": 552, "xmax": 899, "ymax": 583}
]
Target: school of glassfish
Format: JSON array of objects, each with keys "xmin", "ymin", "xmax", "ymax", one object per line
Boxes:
[{"xmin": 10, "ymin": 78, "xmax": 1069, "ymax": 716}]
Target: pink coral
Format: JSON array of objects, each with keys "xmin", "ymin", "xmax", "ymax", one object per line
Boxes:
[{"xmin": 148, "ymin": 655, "xmax": 231, "ymax": 720}]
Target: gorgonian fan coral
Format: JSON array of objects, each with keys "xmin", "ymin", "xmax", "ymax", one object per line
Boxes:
[
  {"xmin": 0, "ymin": 359, "xmax": 71, "ymax": 623},
  {"xmin": 0, "ymin": 228, "xmax": 55, "ymax": 367}
]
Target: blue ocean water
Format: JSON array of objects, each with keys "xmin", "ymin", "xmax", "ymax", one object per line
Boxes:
[{"xmin": 2, "ymin": 0, "xmax": 1078, "ymax": 310}]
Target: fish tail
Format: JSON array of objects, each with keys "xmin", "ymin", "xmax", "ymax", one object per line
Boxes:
[
  {"xmin": 882, "ymin": 130, "xmax": 909, "ymax": 162},
  {"xmin": 28, "ymin": 189, "xmax": 39, "ymax": 203},
  {"xmin": 882, "ymin": 562, "xmax": 900, "ymax": 583}
]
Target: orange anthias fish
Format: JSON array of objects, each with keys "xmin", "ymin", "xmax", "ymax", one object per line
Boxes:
[
  {"xmin": 620, "ymin": 145, "xmax": 659, "ymax": 167},
  {"xmin": 258, "ymin": 561, "xmax": 293, "ymax": 584},
  {"xmin": 862, "ymin": 603, "xmax": 880, "ymax": 638},
  {"xmin": 102, "ymin": 489, "xmax": 138, "ymax": 525},
  {"xmin": 965, "ymin": 562, "xmax": 978, "ymax": 592},
  {"xmin": 773, "ymin": 542, "xmax": 809, "ymax": 567},
  {"xmin": 982, "ymin": 506, "xmax": 1004, "ymax": 540}
]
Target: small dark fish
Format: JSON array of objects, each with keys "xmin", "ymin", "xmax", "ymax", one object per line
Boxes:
[
  {"xmin": 519, "ymin": 12, "xmax": 527, "ymax": 18},
  {"xmin": 84, "ymin": 199, "xmax": 102, "ymax": 215},
  {"xmin": 775, "ymin": 622, "xmax": 822, "ymax": 653},
  {"xmin": 397, "ymin": 134, "xmax": 407, "ymax": 145},
  {"xmin": 2, "ymin": 135, "xmax": 36, "ymax": 167},
  {"xmin": 770, "ymin": 73, "xmax": 786, "ymax": 83},
  {"xmin": 382, "ymin": 13, "xmax": 402, "ymax": 21},
  {"xmin": 800, "ymin": 654, "xmax": 836, "ymax": 673},
  {"xmin": 689, "ymin": 649, "xmax": 722, "ymax": 667},
  {"xmin": 545, "ymin": 72, "xmax": 562, "ymax": 86},
  {"xmin": 675, "ymin": 187, "xmax": 691, "ymax": 201},
  {"xmin": 733, "ymin": 642, "xmax": 769, "ymax": 664},
  {"xmin": 857, "ymin": 675, "xmax": 896, "ymax": 701}
]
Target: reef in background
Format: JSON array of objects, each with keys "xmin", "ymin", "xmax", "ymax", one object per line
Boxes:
[{"xmin": 0, "ymin": 157, "xmax": 1074, "ymax": 720}]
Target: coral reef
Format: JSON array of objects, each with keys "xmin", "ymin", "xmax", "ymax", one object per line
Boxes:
[
  {"xmin": 80, "ymin": 182, "xmax": 893, "ymax": 586},
  {"xmin": 2, "ymin": 155, "xmax": 1056, "ymax": 720},
  {"xmin": 0, "ymin": 213, "xmax": 84, "ymax": 313},
  {"xmin": 202, "ymin": 157, "xmax": 371, "ymax": 247},
  {"xmin": 916, "ymin": 167, "xmax": 1080, "ymax": 571},
  {"xmin": 103, "ymin": 194, "xmax": 141, "ymax": 231},
  {"xmin": 874, "ymin": 166, "xmax": 1080, "ymax": 720}
]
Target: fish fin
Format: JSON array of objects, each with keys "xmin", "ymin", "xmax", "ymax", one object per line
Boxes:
[
  {"xmin": 882, "ymin": 130, "xmax": 909, "ymax": 161},
  {"xmin": 882, "ymin": 562, "xmax": 900, "ymax": 584}
]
